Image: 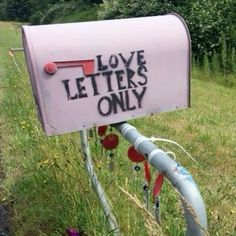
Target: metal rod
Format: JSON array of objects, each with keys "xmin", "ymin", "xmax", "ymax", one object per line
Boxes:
[
  {"xmin": 79, "ymin": 130, "xmax": 120, "ymax": 235},
  {"xmin": 113, "ymin": 122, "xmax": 207, "ymax": 236},
  {"xmin": 9, "ymin": 48, "xmax": 24, "ymax": 52}
]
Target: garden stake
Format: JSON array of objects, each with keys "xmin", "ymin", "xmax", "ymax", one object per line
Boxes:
[
  {"xmin": 154, "ymin": 196, "xmax": 161, "ymax": 224},
  {"xmin": 143, "ymin": 182, "xmax": 149, "ymax": 210},
  {"xmin": 152, "ymin": 173, "xmax": 164, "ymax": 223},
  {"xmin": 79, "ymin": 130, "xmax": 120, "ymax": 235},
  {"xmin": 143, "ymin": 161, "xmax": 151, "ymax": 210},
  {"xmin": 101, "ymin": 132, "xmax": 119, "ymax": 172},
  {"xmin": 108, "ymin": 152, "xmax": 115, "ymax": 172}
]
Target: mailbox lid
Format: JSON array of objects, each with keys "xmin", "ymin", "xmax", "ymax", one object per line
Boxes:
[{"xmin": 23, "ymin": 14, "xmax": 191, "ymax": 136}]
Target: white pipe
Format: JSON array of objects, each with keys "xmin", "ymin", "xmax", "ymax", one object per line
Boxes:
[
  {"xmin": 113, "ymin": 122, "xmax": 207, "ymax": 236},
  {"xmin": 79, "ymin": 130, "xmax": 120, "ymax": 235}
]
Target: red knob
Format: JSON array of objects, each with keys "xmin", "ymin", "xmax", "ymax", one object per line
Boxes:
[
  {"xmin": 97, "ymin": 125, "xmax": 108, "ymax": 137},
  {"xmin": 101, "ymin": 133, "xmax": 119, "ymax": 150},
  {"xmin": 44, "ymin": 62, "xmax": 57, "ymax": 75},
  {"xmin": 127, "ymin": 146, "xmax": 145, "ymax": 163}
]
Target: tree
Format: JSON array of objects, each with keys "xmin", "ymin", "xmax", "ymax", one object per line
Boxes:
[{"xmin": 98, "ymin": 0, "xmax": 236, "ymax": 62}]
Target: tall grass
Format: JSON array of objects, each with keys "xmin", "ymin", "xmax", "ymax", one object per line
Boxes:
[
  {"xmin": 0, "ymin": 22, "xmax": 236, "ymax": 236},
  {"xmin": 194, "ymin": 37, "xmax": 236, "ymax": 87}
]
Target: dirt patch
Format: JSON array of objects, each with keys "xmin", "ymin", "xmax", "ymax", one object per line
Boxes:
[
  {"xmin": 0, "ymin": 204, "xmax": 10, "ymax": 236},
  {"xmin": 0, "ymin": 150, "xmax": 11, "ymax": 236},
  {"xmin": 0, "ymin": 22, "xmax": 13, "ymax": 27},
  {"xmin": 0, "ymin": 151, "xmax": 10, "ymax": 236}
]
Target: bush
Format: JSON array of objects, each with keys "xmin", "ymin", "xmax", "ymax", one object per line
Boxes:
[
  {"xmin": 98, "ymin": 0, "xmax": 175, "ymax": 19},
  {"xmin": 39, "ymin": 2, "xmax": 77, "ymax": 24},
  {"xmin": 98, "ymin": 0, "xmax": 236, "ymax": 70},
  {"xmin": 1, "ymin": 0, "xmax": 32, "ymax": 21},
  {"xmin": 0, "ymin": 1, "xmax": 7, "ymax": 20},
  {"xmin": 184, "ymin": 0, "xmax": 235, "ymax": 61}
]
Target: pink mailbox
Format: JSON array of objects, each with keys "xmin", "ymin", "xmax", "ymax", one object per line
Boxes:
[{"xmin": 22, "ymin": 14, "xmax": 191, "ymax": 136}]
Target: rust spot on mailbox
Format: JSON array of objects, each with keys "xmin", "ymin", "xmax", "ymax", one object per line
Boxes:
[{"xmin": 22, "ymin": 14, "xmax": 191, "ymax": 136}]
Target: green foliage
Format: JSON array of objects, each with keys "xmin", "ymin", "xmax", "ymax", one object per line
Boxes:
[
  {"xmin": 0, "ymin": 1, "xmax": 7, "ymax": 20},
  {"xmin": 211, "ymin": 51, "xmax": 220, "ymax": 74},
  {"xmin": 230, "ymin": 47, "xmax": 236, "ymax": 74},
  {"xmin": 38, "ymin": 1, "xmax": 77, "ymax": 24},
  {"xmin": 98, "ymin": 0, "xmax": 175, "ymax": 19},
  {"xmin": 185, "ymin": 0, "xmax": 235, "ymax": 59},
  {"xmin": 38, "ymin": 1, "xmax": 100, "ymax": 24},
  {"xmin": 0, "ymin": 0, "xmax": 56, "ymax": 21},
  {"xmin": 99, "ymin": 0, "xmax": 236, "ymax": 73},
  {"xmin": 0, "ymin": 0, "xmax": 32, "ymax": 21},
  {"xmin": 54, "ymin": 5, "xmax": 100, "ymax": 23},
  {"xmin": 199, "ymin": 34, "xmax": 236, "ymax": 83},
  {"xmin": 203, "ymin": 53, "xmax": 210, "ymax": 75},
  {"xmin": 0, "ymin": 0, "xmax": 100, "ymax": 23},
  {"xmin": 221, "ymin": 35, "xmax": 229, "ymax": 74}
]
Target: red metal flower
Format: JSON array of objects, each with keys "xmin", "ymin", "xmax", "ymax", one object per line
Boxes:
[
  {"xmin": 101, "ymin": 133, "xmax": 119, "ymax": 150},
  {"xmin": 97, "ymin": 125, "xmax": 108, "ymax": 136},
  {"xmin": 152, "ymin": 173, "xmax": 164, "ymax": 199},
  {"xmin": 144, "ymin": 161, "xmax": 151, "ymax": 184},
  {"xmin": 127, "ymin": 146, "xmax": 145, "ymax": 163}
]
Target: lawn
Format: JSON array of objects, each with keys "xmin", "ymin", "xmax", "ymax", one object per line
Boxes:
[{"xmin": 0, "ymin": 22, "xmax": 235, "ymax": 236}]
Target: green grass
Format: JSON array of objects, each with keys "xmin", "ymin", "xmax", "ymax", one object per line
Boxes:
[
  {"xmin": 0, "ymin": 22, "xmax": 236, "ymax": 236},
  {"xmin": 192, "ymin": 66, "xmax": 236, "ymax": 88}
]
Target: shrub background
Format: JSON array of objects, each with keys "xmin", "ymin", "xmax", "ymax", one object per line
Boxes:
[{"xmin": 0, "ymin": 0, "xmax": 235, "ymax": 74}]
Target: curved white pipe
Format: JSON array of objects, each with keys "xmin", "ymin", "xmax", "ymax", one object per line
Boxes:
[{"xmin": 113, "ymin": 122, "xmax": 207, "ymax": 236}]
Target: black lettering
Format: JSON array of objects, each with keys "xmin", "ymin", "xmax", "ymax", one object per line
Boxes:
[
  {"xmin": 62, "ymin": 80, "xmax": 78, "ymax": 100},
  {"xmin": 137, "ymin": 65, "xmax": 148, "ymax": 86},
  {"xmin": 137, "ymin": 50, "xmax": 146, "ymax": 66},
  {"xmin": 126, "ymin": 68, "xmax": 137, "ymax": 88},
  {"xmin": 132, "ymin": 87, "xmax": 147, "ymax": 108},
  {"xmin": 86, "ymin": 73, "xmax": 100, "ymax": 96},
  {"xmin": 76, "ymin": 77, "xmax": 88, "ymax": 98},
  {"xmin": 119, "ymin": 51, "xmax": 135, "ymax": 67},
  {"xmin": 102, "ymin": 70, "xmax": 114, "ymax": 92},
  {"xmin": 109, "ymin": 54, "xmax": 119, "ymax": 69},
  {"xmin": 111, "ymin": 92, "xmax": 126, "ymax": 114},
  {"xmin": 115, "ymin": 70, "xmax": 126, "ymax": 90},
  {"xmin": 97, "ymin": 55, "xmax": 108, "ymax": 71},
  {"xmin": 125, "ymin": 90, "xmax": 136, "ymax": 111},
  {"xmin": 98, "ymin": 96, "xmax": 112, "ymax": 116}
]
